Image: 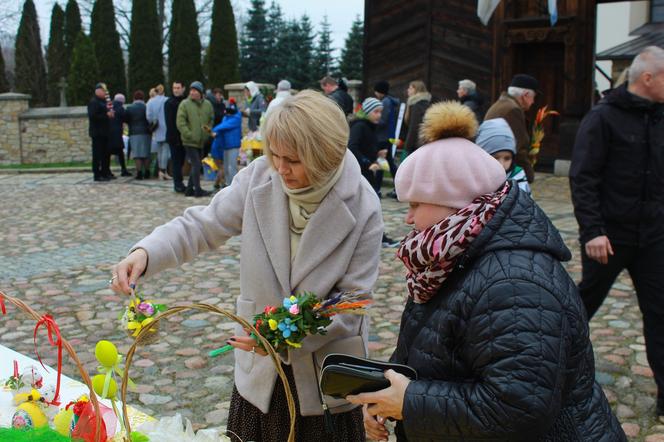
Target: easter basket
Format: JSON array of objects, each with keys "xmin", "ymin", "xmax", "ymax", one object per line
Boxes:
[
  {"xmin": 0, "ymin": 290, "xmax": 106, "ymax": 442},
  {"xmin": 119, "ymin": 303, "xmax": 297, "ymax": 442}
]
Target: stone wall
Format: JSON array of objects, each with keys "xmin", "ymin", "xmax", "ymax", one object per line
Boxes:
[
  {"xmin": 0, "ymin": 93, "xmax": 29, "ymax": 165},
  {"xmin": 0, "ymin": 93, "xmax": 90, "ymax": 165},
  {"xmin": 20, "ymin": 107, "xmax": 89, "ymax": 164}
]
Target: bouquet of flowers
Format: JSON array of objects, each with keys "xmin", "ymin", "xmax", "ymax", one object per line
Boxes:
[
  {"xmin": 529, "ymin": 105, "xmax": 559, "ymax": 167},
  {"xmin": 120, "ymin": 295, "xmax": 167, "ymax": 343},
  {"xmin": 210, "ymin": 291, "xmax": 372, "ymax": 357},
  {"xmin": 253, "ymin": 291, "xmax": 371, "ymax": 352}
]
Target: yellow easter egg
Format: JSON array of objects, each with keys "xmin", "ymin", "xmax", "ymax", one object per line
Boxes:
[
  {"xmin": 13, "ymin": 402, "xmax": 47, "ymax": 429},
  {"xmin": 53, "ymin": 408, "xmax": 74, "ymax": 436},
  {"xmin": 95, "ymin": 340, "xmax": 118, "ymax": 367},
  {"xmin": 92, "ymin": 374, "xmax": 118, "ymax": 398}
]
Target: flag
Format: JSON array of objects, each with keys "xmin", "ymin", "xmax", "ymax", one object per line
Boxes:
[
  {"xmin": 477, "ymin": 0, "xmax": 501, "ymax": 26},
  {"xmin": 548, "ymin": 0, "xmax": 558, "ymax": 26}
]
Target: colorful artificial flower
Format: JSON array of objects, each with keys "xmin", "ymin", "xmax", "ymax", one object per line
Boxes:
[{"xmin": 120, "ymin": 295, "xmax": 167, "ymax": 338}]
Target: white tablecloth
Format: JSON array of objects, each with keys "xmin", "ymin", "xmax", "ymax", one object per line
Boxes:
[{"xmin": 0, "ymin": 343, "xmax": 152, "ymax": 433}]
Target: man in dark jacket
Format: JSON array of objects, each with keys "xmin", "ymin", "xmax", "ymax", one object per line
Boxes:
[
  {"xmin": 165, "ymin": 81, "xmax": 186, "ymax": 193},
  {"xmin": 373, "ymin": 80, "xmax": 400, "ymax": 181},
  {"xmin": 484, "ymin": 74, "xmax": 538, "ymax": 183},
  {"xmin": 570, "ymin": 45, "xmax": 664, "ymax": 417},
  {"xmin": 320, "ymin": 76, "xmax": 354, "ymax": 116},
  {"xmin": 87, "ymin": 83, "xmax": 114, "ymax": 181}
]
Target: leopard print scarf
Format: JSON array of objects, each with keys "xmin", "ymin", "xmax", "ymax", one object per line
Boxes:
[{"xmin": 397, "ymin": 182, "xmax": 510, "ymax": 303}]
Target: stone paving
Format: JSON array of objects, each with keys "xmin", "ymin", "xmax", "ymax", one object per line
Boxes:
[{"xmin": 0, "ymin": 171, "xmax": 662, "ymax": 441}]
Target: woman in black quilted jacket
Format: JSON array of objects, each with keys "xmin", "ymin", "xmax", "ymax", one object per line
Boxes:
[{"xmin": 348, "ymin": 102, "xmax": 626, "ymax": 442}]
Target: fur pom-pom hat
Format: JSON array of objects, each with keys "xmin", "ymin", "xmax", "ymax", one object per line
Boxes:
[{"xmin": 395, "ymin": 101, "xmax": 506, "ymax": 209}]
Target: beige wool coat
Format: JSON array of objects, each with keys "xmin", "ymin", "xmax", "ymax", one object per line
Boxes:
[{"xmin": 132, "ymin": 150, "xmax": 383, "ymax": 416}]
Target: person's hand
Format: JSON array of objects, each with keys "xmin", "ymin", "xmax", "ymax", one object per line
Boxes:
[
  {"xmin": 110, "ymin": 249, "xmax": 148, "ymax": 295},
  {"xmin": 346, "ymin": 369, "xmax": 410, "ymax": 421},
  {"xmin": 362, "ymin": 404, "xmax": 389, "ymax": 441},
  {"xmin": 585, "ymin": 235, "xmax": 614, "ymax": 264},
  {"xmin": 377, "ymin": 149, "xmax": 388, "ymax": 159},
  {"xmin": 225, "ymin": 334, "xmax": 267, "ymax": 356},
  {"xmin": 368, "ymin": 163, "xmax": 381, "ymax": 172},
  {"xmin": 243, "ymin": 109, "xmax": 250, "ymax": 117},
  {"xmin": 211, "ymin": 132, "xmax": 217, "ymax": 138}
]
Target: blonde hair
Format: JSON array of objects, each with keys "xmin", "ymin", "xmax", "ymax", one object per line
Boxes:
[
  {"xmin": 155, "ymin": 84, "xmax": 165, "ymax": 95},
  {"xmin": 409, "ymin": 80, "xmax": 428, "ymax": 94},
  {"xmin": 149, "ymin": 87, "xmax": 157, "ymax": 98},
  {"xmin": 262, "ymin": 90, "xmax": 348, "ymax": 187}
]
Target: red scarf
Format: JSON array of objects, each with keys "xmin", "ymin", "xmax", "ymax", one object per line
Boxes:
[{"xmin": 397, "ymin": 182, "xmax": 510, "ymax": 303}]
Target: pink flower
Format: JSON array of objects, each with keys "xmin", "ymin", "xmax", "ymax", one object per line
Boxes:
[
  {"xmin": 289, "ymin": 304, "xmax": 299, "ymax": 315},
  {"xmin": 137, "ymin": 302, "xmax": 155, "ymax": 316}
]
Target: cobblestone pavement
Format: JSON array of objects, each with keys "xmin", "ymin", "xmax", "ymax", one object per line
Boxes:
[{"xmin": 0, "ymin": 172, "xmax": 662, "ymax": 441}]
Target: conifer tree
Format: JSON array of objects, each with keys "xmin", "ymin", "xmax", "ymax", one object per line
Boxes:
[
  {"xmin": 168, "ymin": 0, "xmax": 203, "ymax": 87},
  {"xmin": 46, "ymin": 3, "xmax": 66, "ymax": 106},
  {"xmin": 207, "ymin": 0, "xmax": 240, "ymax": 89},
  {"xmin": 339, "ymin": 15, "xmax": 363, "ymax": 80},
  {"xmin": 67, "ymin": 32, "xmax": 100, "ymax": 105},
  {"xmin": 240, "ymin": 0, "xmax": 270, "ymax": 82},
  {"xmin": 128, "ymin": 0, "xmax": 164, "ymax": 94},
  {"xmin": 64, "ymin": 0, "xmax": 82, "ymax": 70},
  {"xmin": 15, "ymin": 0, "xmax": 47, "ymax": 105},
  {"xmin": 313, "ymin": 15, "xmax": 334, "ymax": 82},
  {"xmin": 292, "ymin": 15, "xmax": 314, "ymax": 89},
  {"xmin": 90, "ymin": 0, "xmax": 126, "ymax": 95},
  {"xmin": 264, "ymin": 1, "xmax": 284, "ymax": 83},
  {"xmin": 0, "ymin": 48, "xmax": 9, "ymax": 93}
]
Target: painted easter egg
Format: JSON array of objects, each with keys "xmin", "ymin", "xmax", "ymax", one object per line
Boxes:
[
  {"xmin": 12, "ymin": 402, "xmax": 47, "ymax": 429},
  {"xmin": 92, "ymin": 374, "xmax": 118, "ymax": 398},
  {"xmin": 95, "ymin": 340, "xmax": 118, "ymax": 367}
]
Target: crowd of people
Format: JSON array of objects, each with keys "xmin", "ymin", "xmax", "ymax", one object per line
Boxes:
[{"xmin": 104, "ymin": 45, "xmax": 664, "ymax": 441}]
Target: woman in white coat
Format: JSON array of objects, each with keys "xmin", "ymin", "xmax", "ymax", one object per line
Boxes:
[{"xmin": 110, "ymin": 90, "xmax": 383, "ymax": 441}]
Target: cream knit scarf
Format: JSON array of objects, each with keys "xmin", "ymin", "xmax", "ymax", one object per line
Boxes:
[{"xmin": 281, "ymin": 157, "xmax": 345, "ymax": 261}]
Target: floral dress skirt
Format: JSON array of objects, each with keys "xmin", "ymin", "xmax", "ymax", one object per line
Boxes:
[{"xmin": 226, "ymin": 364, "xmax": 365, "ymax": 442}]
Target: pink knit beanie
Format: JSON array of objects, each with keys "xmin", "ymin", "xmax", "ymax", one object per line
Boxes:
[{"xmin": 395, "ymin": 101, "xmax": 506, "ymax": 209}]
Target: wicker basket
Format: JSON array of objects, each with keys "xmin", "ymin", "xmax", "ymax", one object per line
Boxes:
[
  {"xmin": 120, "ymin": 303, "xmax": 296, "ymax": 442},
  {"xmin": 124, "ymin": 322, "xmax": 160, "ymax": 346},
  {"xmin": 0, "ymin": 290, "xmax": 105, "ymax": 442}
]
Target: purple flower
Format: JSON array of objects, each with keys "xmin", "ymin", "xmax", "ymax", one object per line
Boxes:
[{"xmin": 137, "ymin": 302, "xmax": 155, "ymax": 316}]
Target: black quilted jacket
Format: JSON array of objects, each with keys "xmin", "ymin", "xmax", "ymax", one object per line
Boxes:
[{"xmin": 391, "ymin": 184, "xmax": 626, "ymax": 442}]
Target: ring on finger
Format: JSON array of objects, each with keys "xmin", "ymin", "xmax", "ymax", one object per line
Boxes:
[{"xmin": 108, "ymin": 275, "xmax": 118, "ymax": 285}]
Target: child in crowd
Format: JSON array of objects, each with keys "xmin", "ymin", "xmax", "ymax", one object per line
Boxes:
[
  {"xmin": 476, "ymin": 118, "xmax": 531, "ymax": 195},
  {"xmin": 211, "ymin": 98, "xmax": 242, "ymax": 189}
]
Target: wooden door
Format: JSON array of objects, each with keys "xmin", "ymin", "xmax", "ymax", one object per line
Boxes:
[{"xmin": 511, "ymin": 42, "xmax": 564, "ymax": 170}]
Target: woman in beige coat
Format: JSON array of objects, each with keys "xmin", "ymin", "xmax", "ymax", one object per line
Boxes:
[{"xmin": 110, "ymin": 90, "xmax": 383, "ymax": 441}]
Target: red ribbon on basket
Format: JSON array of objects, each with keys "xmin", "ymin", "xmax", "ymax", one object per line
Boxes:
[
  {"xmin": 0, "ymin": 296, "xmax": 6, "ymax": 315},
  {"xmin": 33, "ymin": 314, "xmax": 62, "ymax": 406}
]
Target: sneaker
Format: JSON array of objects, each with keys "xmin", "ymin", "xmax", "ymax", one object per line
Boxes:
[
  {"xmin": 184, "ymin": 187, "xmax": 195, "ymax": 197},
  {"xmin": 174, "ymin": 184, "xmax": 186, "ymax": 193},
  {"xmin": 194, "ymin": 189, "xmax": 212, "ymax": 198},
  {"xmin": 382, "ymin": 234, "xmax": 401, "ymax": 248},
  {"xmin": 387, "ymin": 189, "xmax": 398, "ymax": 199}
]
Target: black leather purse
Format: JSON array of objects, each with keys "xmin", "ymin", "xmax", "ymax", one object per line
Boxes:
[{"xmin": 319, "ymin": 353, "xmax": 418, "ymax": 399}]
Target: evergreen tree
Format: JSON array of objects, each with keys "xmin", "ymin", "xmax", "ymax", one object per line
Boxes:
[
  {"xmin": 313, "ymin": 15, "xmax": 334, "ymax": 82},
  {"xmin": 90, "ymin": 0, "xmax": 126, "ymax": 95},
  {"xmin": 264, "ymin": 1, "xmax": 284, "ymax": 82},
  {"xmin": 293, "ymin": 15, "xmax": 314, "ymax": 89},
  {"xmin": 64, "ymin": 0, "xmax": 82, "ymax": 71},
  {"xmin": 66, "ymin": 32, "xmax": 100, "ymax": 105},
  {"xmin": 339, "ymin": 15, "xmax": 363, "ymax": 80},
  {"xmin": 240, "ymin": 0, "xmax": 270, "ymax": 82},
  {"xmin": 0, "ymin": 47, "xmax": 9, "ymax": 93},
  {"xmin": 168, "ymin": 0, "xmax": 203, "ymax": 87},
  {"xmin": 14, "ymin": 0, "xmax": 47, "ymax": 105},
  {"xmin": 46, "ymin": 3, "xmax": 66, "ymax": 106},
  {"xmin": 128, "ymin": 0, "xmax": 164, "ymax": 94},
  {"xmin": 207, "ymin": 0, "xmax": 240, "ymax": 89}
]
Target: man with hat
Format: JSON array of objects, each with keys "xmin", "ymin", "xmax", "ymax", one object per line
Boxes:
[
  {"xmin": 484, "ymin": 74, "xmax": 539, "ymax": 183},
  {"xmin": 87, "ymin": 82, "xmax": 115, "ymax": 182},
  {"xmin": 176, "ymin": 81, "xmax": 214, "ymax": 197}
]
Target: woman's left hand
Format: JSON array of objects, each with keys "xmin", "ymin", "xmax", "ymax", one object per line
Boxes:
[
  {"xmin": 346, "ymin": 369, "xmax": 410, "ymax": 421},
  {"xmin": 225, "ymin": 335, "xmax": 267, "ymax": 356}
]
